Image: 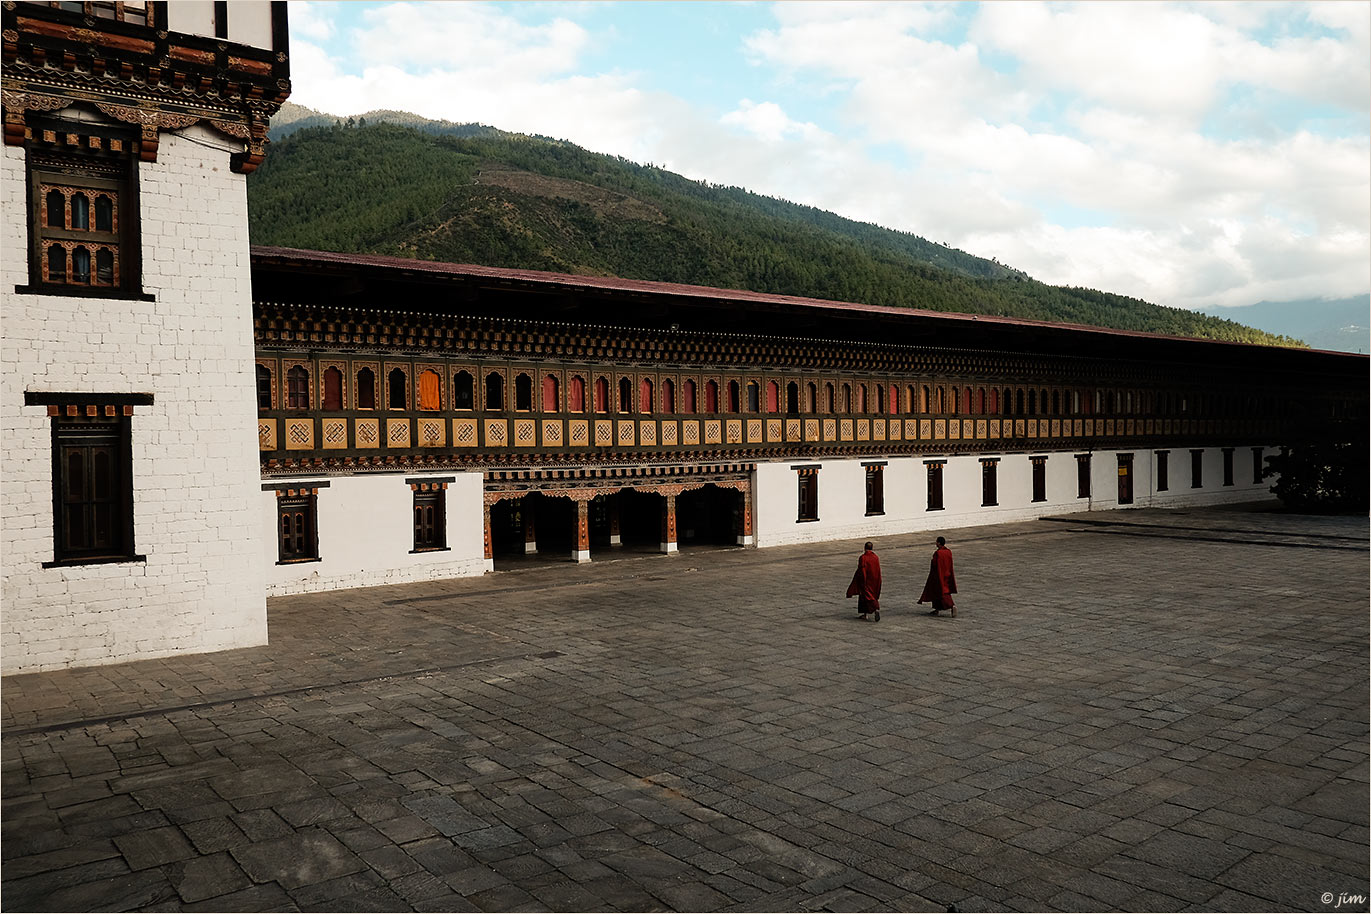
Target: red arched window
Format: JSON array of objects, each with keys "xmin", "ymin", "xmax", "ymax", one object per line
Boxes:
[
  {"xmin": 727, "ymin": 381, "xmax": 740, "ymax": 413},
  {"xmin": 682, "ymin": 379, "xmax": 696, "ymax": 414},
  {"xmin": 950, "ymin": 387, "xmax": 959, "ymax": 415},
  {"xmin": 705, "ymin": 380, "xmax": 719, "ymax": 414},
  {"xmin": 639, "ymin": 378, "xmax": 654, "ymax": 414},
  {"xmin": 766, "ymin": 381, "xmax": 779, "ymax": 413},
  {"xmin": 888, "ymin": 385, "xmax": 899, "ymax": 415},
  {"xmin": 663, "ymin": 379, "xmax": 676, "ymax": 414},
  {"xmin": 568, "ymin": 376, "xmax": 585, "ymax": 413},
  {"xmin": 542, "ymin": 374, "xmax": 559, "ymax": 412},
  {"xmin": 595, "ymin": 377, "xmax": 610, "ymax": 414},
  {"xmin": 323, "ymin": 367, "xmax": 343, "ymax": 411}
]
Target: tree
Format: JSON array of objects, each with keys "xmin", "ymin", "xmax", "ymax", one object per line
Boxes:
[{"xmin": 1264, "ymin": 443, "xmax": 1368, "ymax": 513}]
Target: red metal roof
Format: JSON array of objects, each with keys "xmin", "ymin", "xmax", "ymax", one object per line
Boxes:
[{"xmin": 249, "ymin": 245, "xmax": 1360, "ymax": 357}]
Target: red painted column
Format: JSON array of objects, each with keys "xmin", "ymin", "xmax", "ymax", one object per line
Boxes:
[
  {"xmin": 482, "ymin": 501, "xmax": 494, "ymax": 571},
  {"xmin": 573, "ymin": 499, "xmax": 591, "ymax": 563},
  {"xmin": 660, "ymin": 493, "xmax": 678, "ymax": 554}
]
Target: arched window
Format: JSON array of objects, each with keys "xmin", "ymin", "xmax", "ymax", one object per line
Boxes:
[
  {"xmin": 1041, "ymin": 389, "xmax": 1050, "ymax": 414},
  {"xmin": 94, "ymin": 249, "xmax": 114, "ymax": 285},
  {"xmin": 357, "ymin": 368, "xmax": 376, "ymax": 409},
  {"xmin": 453, "ymin": 371, "xmax": 473, "ymax": 410},
  {"xmin": 1051, "ymin": 390, "xmax": 1060, "ymax": 415},
  {"xmin": 876, "ymin": 385, "xmax": 886, "ymax": 414},
  {"xmin": 542, "ymin": 374, "xmax": 559, "ymax": 412},
  {"xmin": 514, "ymin": 374, "xmax": 533, "ymax": 411},
  {"xmin": 389, "ymin": 368, "xmax": 407, "ymax": 409},
  {"xmin": 806, "ymin": 383, "xmax": 817, "ymax": 413},
  {"xmin": 485, "ymin": 372, "xmax": 504, "ymax": 411},
  {"xmin": 71, "ymin": 246, "xmax": 90, "ymax": 283},
  {"xmin": 323, "ymin": 367, "xmax": 344, "ymax": 411},
  {"xmin": 1028, "ymin": 389, "xmax": 1037, "ymax": 416},
  {"xmin": 825, "ymin": 383, "xmax": 835, "ymax": 413},
  {"xmin": 46, "ymin": 190, "xmax": 63, "ymax": 228},
  {"xmin": 639, "ymin": 378, "xmax": 654, "ymax": 414},
  {"xmin": 787, "ymin": 382, "xmax": 800, "ymax": 415},
  {"xmin": 94, "ymin": 195, "xmax": 114, "ymax": 232},
  {"xmin": 746, "ymin": 381, "xmax": 759, "ymax": 413},
  {"xmin": 287, "ymin": 366, "xmax": 309, "ymax": 409},
  {"xmin": 618, "ymin": 377, "xmax": 632, "ymax": 413},
  {"xmin": 965, "ymin": 388, "xmax": 973, "ymax": 416},
  {"xmin": 568, "ymin": 376, "xmax": 585, "ymax": 413},
  {"xmin": 950, "ymin": 387, "xmax": 959, "ymax": 415},
  {"xmin": 855, "ymin": 384, "xmax": 867, "ymax": 414},
  {"xmin": 936, "ymin": 387, "xmax": 945, "ymax": 413},
  {"xmin": 256, "ymin": 364, "xmax": 272, "ymax": 409},
  {"xmin": 728, "ymin": 380, "xmax": 740, "ymax": 413},
  {"xmin": 841, "ymin": 383, "xmax": 851, "ymax": 413},
  {"xmin": 1003, "ymin": 388, "xmax": 1013, "ymax": 416},
  {"xmin": 977, "ymin": 388, "xmax": 987, "ymax": 415},
  {"xmin": 46, "ymin": 244, "xmax": 65, "ymax": 282},
  {"xmin": 419, "ymin": 369, "xmax": 441, "ymax": 411},
  {"xmin": 1106, "ymin": 391, "xmax": 1116, "ymax": 414},
  {"xmin": 70, "ymin": 193, "xmax": 89, "ymax": 230},
  {"xmin": 705, "ymin": 380, "xmax": 719, "ymax": 414},
  {"xmin": 663, "ymin": 379, "xmax": 676, "ymax": 414},
  {"xmin": 890, "ymin": 385, "xmax": 900, "ymax": 415},
  {"xmin": 682, "ymin": 379, "xmax": 697, "ymax": 414},
  {"xmin": 1016, "ymin": 389, "xmax": 1025, "ymax": 416},
  {"xmin": 595, "ymin": 377, "xmax": 610, "ymax": 414},
  {"xmin": 767, "ymin": 381, "xmax": 780, "ymax": 413},
  {"xmin": 989, "ymin": 388, "xmax": 999, "ymax": 414}
]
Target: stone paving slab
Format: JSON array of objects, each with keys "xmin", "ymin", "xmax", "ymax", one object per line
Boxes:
[{"xmin": 2, "ymin": 504, "xmax": 1368, "ymax": 912}]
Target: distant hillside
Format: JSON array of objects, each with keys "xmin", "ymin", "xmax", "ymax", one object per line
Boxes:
[
  {"xmin": 248, "ymin": 103, "xmax": 1300, "ymax": 347},
  {"xmin": 1199, "ymin": 296, "xmax": 1368, "ymax": 354}
]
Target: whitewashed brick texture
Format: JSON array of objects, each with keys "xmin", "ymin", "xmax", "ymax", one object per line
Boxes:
[{"xmin": 2, "ymin": 126, "xmax": 267, "ymax": 674}]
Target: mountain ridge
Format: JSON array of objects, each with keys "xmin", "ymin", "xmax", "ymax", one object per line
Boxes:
[{"xmin": 249, "ymin": 102, "xmax": 1302, "ymax": 348}]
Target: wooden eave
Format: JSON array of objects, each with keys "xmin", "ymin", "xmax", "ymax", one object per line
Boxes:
[{"xmin": 248, "ymin": 246, "xmax": 1368, "ymax": 388}]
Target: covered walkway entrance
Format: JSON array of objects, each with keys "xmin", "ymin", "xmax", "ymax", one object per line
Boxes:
[{"xmin": 483, "ymin": 463, "xmax": 755, "ymax": 569}]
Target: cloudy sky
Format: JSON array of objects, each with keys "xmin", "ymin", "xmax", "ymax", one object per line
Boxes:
[{"xmin": 286, "ymin": 0, "xmax": 1369, "ymax": 313}]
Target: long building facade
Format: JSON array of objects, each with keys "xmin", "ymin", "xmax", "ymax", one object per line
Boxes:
[
  {"xmin": 3, "ymin": 4, "xmax": 1366, "ymax": 675},
  {"xmin": 248, "ymin": 248, "xmax": 1366, "ymax": 597}
]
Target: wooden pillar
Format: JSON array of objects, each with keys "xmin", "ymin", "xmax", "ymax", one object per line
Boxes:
[
  {"xmin": 523, "ymin": 498, "xmax": 538, "ymax": 554},
  {"xmin": 736, "ymin": 483, "xmax": 754, "ymax": 546},
  {"xmin": 608, "ymin": 495, "xmax": 622, "ymax": 546},
  {"xmin": 660, "ymin": 493, "xmax": 678, "ymax": 555},
  {"xmin": 572, "ymin": 499, "xmax": 591, "ymax": 563},
  {"xmin": 482, "ymin": 501, "xmax": 494, "ymax": 572}
]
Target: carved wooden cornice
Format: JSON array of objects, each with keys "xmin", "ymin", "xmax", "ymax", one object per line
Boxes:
[
  {"xmin": 254, "ymin": 301, "xmax": 1200, "ymax": 387},
  {"xmin": 2, "ymin": 2, "xmax": 289, "ymax": 172}
]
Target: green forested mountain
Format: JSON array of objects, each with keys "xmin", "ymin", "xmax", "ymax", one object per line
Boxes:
[{"xmin": 248, "ymin": 105, "xmax": 1302, "ymax": 347}]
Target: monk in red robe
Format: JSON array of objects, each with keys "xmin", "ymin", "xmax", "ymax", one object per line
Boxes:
[
  {"xmin": 846, "ymin": 542, "xmax": 882, "ymax": 622},
  {"xmin": 919, "ymin": 536, "xmax": 957, "ymax": 617}
]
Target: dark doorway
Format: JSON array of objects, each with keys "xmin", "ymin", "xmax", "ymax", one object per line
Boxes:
[
  {"xmin": 488, "ymin": 497, "xmax": 525, "ymax": 557},
  {"xmin": 678, "ymin": 485, "xmax": 740, "ymax": 547},
  {"xmin": 616, "ymin": 489, "xmax": 663, "ymax": 550},
  {"xmin": 1117, "ymin": 454, "xmax": 1134, "ymax": 505}
]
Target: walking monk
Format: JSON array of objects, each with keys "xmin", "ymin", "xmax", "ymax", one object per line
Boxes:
[
  {"xmin": 846, "ymin": 542, "xmax": 882, "ymax": 622},
  {"xmin": 918, "ymin": 536, "xmax": 957, "ymax": 617}
]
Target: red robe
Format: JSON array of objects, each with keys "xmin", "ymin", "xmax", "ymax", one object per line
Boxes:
[
  {"xmin": 846, "ymin": 550, "xmax": 882, "ymax": 611},
  {"xmin": 918, "ymin": 546, "xmax": 957, "ymax": 609}
]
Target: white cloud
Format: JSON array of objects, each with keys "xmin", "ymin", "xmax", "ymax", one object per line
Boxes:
[{"xmin": 284, "ymin": 0, "xmax": 1369, "ymax": 313}]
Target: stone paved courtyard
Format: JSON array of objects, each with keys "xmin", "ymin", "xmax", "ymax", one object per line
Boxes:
[{"xmin": 3, "ymin": 504, "xmax": 1367, "ymax": 912}]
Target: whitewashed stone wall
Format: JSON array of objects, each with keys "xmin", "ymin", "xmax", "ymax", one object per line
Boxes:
[
  {"xmin": 262, "ymin": 471, "xmax": 487, "ymax": 595},
  {"xmin": 754, "ymin": 446, "xmax": 1278, "ymax": 548},
  {"xmin": 2, "ymin": 125, "xmax": 267, "ymax": 674}
]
